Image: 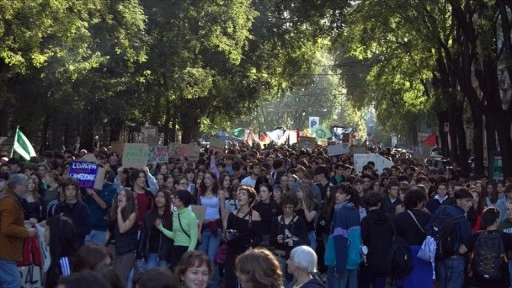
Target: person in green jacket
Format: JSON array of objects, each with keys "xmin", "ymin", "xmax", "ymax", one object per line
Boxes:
[{"xmin": 156, "ymin": 189, "xmax": 198, "ymax": 269}]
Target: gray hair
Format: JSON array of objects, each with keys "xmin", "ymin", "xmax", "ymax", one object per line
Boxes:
[
  {"xmin": 290, "ymin": 245, "xmax": 317, "ymax": 274},
  {"xmin": 8, "ymin": 173, "xmax": 28, "ymax": 190}
]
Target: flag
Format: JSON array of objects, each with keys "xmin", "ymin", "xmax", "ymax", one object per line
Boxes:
[
  {"xmin": 259, "ymin": 133, "xmax": 270, "ymax": 144},
  {"xmin": 231, "ymin": 128, "xmax": 246, "ymax": 139},
  {"xmin": 265, "ymin": 127, "xmax": 287, "ymax": 144},
  {"xmin": 245, "ymin": 130, "xmax": 254, "ymax": 146},
  {"xmin": 314, "ymin": 125, "xmax": 332, "ymax": 140},
  {"xmin": 13, "ymin": 128, "xmax": 37, "ymax": 160},
  {"xmin": 422, "ymin": 132, "xmax": 437, "ymax": 147}
]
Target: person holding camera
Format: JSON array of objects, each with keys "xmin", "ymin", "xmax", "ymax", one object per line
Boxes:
[
  {"xmin": 223, "ymin": 185, "xmax": 262, "ymax": 288},
  {"xmin": 270, "ymin": 192, "xmax": 309, "ymax": 286}
]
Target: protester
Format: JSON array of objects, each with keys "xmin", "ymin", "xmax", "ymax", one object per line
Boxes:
[
  {"xmin": 45, "ymin": 215, "xmax": 79, "ymax": 288},
  {"xmin": 252, "ymin": 183, "xmax": 282, "ymax": 247},
  {"xmin": 138, "ymin": 190, "xmax": 173, "ymax": 270},
  {"xmin": 175, "ymin": 250, "xmax": 212, "ymax": 288},
  {"xmin": 0, "ymin": 173, "xmax": 35, "ymax": 288},
  {"xmin": 325, "ymin": 183, "xmax": 361, "ymax": 288},
  {"xmin": 107, "ymin": 188, "xmax": 138, "ymax": 287},
  {"xmin": 157, "ymin": 189, "xmax": 198, "ymax": 269},
  {"xmin": 73, "ymin": 244, "xmax": 113, "ymax": 272},
  {"xmin": 235, "ymin": 248, "xmax": 283, "ymax": 288},
  {"xmin": 393, "ymin": 188, "xmax": 433, "ymax": 288},
  {"xmin": 287, "ymin": 245, "xmax": 326, "ymax": 288},
  {"xmin": 223, "ymin": 185, "xmax": 262, "ymax": 288},
  {"xmin": 54, "ymin": 177, "xmax": 91, "ymax": 247}
]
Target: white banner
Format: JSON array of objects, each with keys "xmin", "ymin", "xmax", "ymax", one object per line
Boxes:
[{"xmin": 354, "ymin": 153, "xmax": 394, "ymax": 174}]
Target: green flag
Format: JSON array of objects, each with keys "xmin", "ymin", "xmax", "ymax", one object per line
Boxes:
[
  {"xmin": 13, "ymin": 128, "xmax": 37, "ymax": 160},
  {"xmin": 314, "ymin": 125, "xmax": 332, "ymax": 139},
  {"xmin": 231, "ymin": 128, "xmax": 246, "ymax": 139}
]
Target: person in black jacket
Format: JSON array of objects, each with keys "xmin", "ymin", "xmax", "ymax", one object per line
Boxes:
[
  {"xmin": 137, "ymin": 190, "xmax": 173, "ymax": 270},
  {"xmin": 360, "ymin": 192, "xmax": 393, "ymax": 288},
  {"xmin": 270, "ymin": 192, "xmax": 309, "ymax": 286},
  {"xmin": 54, "ymin": 178, "xmax": 91, "ymax": 247},
  {"xmin": 381, "ymin": 180, "xmax": 402, "ymax": 216}
]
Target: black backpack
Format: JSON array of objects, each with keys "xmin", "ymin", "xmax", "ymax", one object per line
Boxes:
[
  {"xmin": 387, "ymin": 216, "xmax": 413, "ymax": 278},
  {"xmin": 471, "ymin": 231, "xmax": 506, "ymax": 280},
  {"xmin": 431, "ymin": 205, "xmax": 466, "ymax": 259}
]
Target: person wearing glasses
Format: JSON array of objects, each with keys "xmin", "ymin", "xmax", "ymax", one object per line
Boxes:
[{"xmin": 270, "ymin": 192, "xmax": 309, "ymax": 286}]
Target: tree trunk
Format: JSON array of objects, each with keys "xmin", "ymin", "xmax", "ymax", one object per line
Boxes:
[
  {"xmin": 470, "ymin": 107, "xmax": 485, "ymax": 175},
  {"xmin": 163, "ymin": 98, "xmax": 171, "ymax": 146},
  {"xmin": 495, "ymin": 122, "xmax": 512, "ymax": 178},
  {"xmin": 40, "ymin": 113, "xmax": 51, "ymax": 155},
  {"xmin": 437, "ymin": 111, "xmax": 450, "ymax": 158},
  {"xmin": 109, "ymin": 118, "xmax": 123, "ymax": 142}
]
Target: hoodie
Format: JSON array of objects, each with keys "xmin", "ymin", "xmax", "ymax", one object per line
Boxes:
[{"xmin": 361, "ymin": 208, "xmax": 394, "ymax": 273}]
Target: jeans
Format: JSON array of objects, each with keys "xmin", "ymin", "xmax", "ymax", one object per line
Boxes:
[
  {"xmin": 327, "ymin": 266, "xmax": 358, "ymax": 288},
  {"xmin": 198, "ymin": 228, "xmax": 222, "ymax": 261},
  {"xmin": 308, "ymin": 230, "xmax": 317, "ymax": 250},
  {"xmin": 0, "ymin": 259, "xmax": 21, "ymax": 288},
  {"xmin": 85, "ymin": 229, "xmax": 107, "ymax": 246},
  {"xmin": 435, "ymin": 256, "xmax": 465, "ymax": 288},
  {"xmin": 198, "ymin": 228, "xmax": 221, "ymax": 288},
  {"xmin": 145, "ymin": 253, "xmax": 167, "ymax": 270}
]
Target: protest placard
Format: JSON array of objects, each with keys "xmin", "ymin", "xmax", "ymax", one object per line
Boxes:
[
  {"xmin": 69, "ymin": 161, "xmax": 105, "ymax": 190},
  {"xmin": 19, "ymin": 265, "xmax": 42, "ymax": 288},
  {"xmin": 168, "ymin": 144, "xmax": 201, "ymax": 161},
  {"xmin": 351, "ymin": 146, "xmax": 367, "ymax": 154},
  {"xmin": 327, "ymin": 143, "xmax": 350, "ymax": 156},
  {"xmin": 298, "ymin": 136, "xmax": 317, "ymax": 149},
  {"xmin": 141, "ymin": 126, "xmax": 158, "ymax": 137},
  {"xmin": 354, "ymin": 153, "xmax": 394, "ymax": 174},
  {"xmin": 148, "ymin": 146, "xmax": 169, "ymax": 163},
  {"xmin": 209, "ymin": 138, "xmax": 225, "ymax": 153},
  {"xmin": 123, "ymin": 143, "xmax": 149, "ymax": 169}
]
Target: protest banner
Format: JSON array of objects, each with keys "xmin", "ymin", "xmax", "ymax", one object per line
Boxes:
[
  {"xmin": 298, "ymin": 136, "xmax": 317, "ymax": 149},
  {"xmin": 148, "ymin": 146, "xmax": 169, "ymax": 163},
  {"xmin": 209, "ymin": 138, "xmax": 225, "ymax": 153},
  {"xmin": 354, "ymin": 153, "xmax": 394, "ymax": 174},
  {"xmin": 69, "ymin": 161, "xmax": 105, "ymax": 190},
  {"xmin": 327, "ymin": 143, "xmax": 350, "ymax": 156},
  {"xmin": 123, "ymin": 143, "xmax": 149, "ymax": 169}
]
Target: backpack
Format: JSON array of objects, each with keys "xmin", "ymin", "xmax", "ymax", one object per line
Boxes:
[
  {"xmin": 471, "ymin": 231, "xmax": 507, "ymax": 280},
  {"xmin": 387, "ymin": 216, "xmax": 413, "ymax": 278},
  {"xmin": 431, "ymin": 205, "xmax": 466, "ymax": 259}
]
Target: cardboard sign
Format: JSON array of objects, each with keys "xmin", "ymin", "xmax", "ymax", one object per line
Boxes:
[
  {"xmin": 35, "ymin": 224, "xmax": 50, "ymax": 272},
  {"xmin": 190, "ymin": 205, "xmax": 207, "ymax": 227},
  {"xmin": 141, "ymin": 126, "xmax": 158, "ymax": 137},
  {"xmin": 209, "ymin": 138, "xmax": 225, "ymax": 153},
  {"xmin": 19, "ymin": 265, "xmax": 42, "ymax": 288},
  {"xmin": 123, "ymin": 143, "xmax": 149, "ymax": 169},
  {"xmin": 148, "ymin": 146, "xmax": 169, "ymax": 163},
  {"xmin": 298, "ymin": 136, "xmax": 317, "ymax": 149},
  {"xmin": 327, "ymin": 143, "xmax": 350, "ymax": 156},
  {"xmin": 69, "ymin": 161, "xmax": 105, "ymax": 190},
  {"xmin": 168, "ymin": 144, "xmax": 201, "ymax": 161},
  {"xmin": 354, "ymin": 153, "xmax": 394, "ymax": 174},
  {"xmin": 142, "ymin": 135, "xmax": 160, "ymax": 146},
  {"xmin": 351, "ymin": 146, "xmax": 367, "ymax": 154}
]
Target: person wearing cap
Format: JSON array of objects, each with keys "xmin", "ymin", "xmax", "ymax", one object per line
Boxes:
[{"xmin": 0, "ymin": 173, "xmax": 36, "ymax": 287}]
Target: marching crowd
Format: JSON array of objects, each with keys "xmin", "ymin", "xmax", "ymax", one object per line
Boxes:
[{"xmin": 1, "ymin": 145, "xmax": 512, "ymax": 288}]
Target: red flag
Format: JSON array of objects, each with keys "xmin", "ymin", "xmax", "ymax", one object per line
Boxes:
[
  {"xmin": 259, "ymin": 132, "xmax": 270, "ymax": 144},
  {"xmin": 422, "ymin": 133, "xmax": 437, "ymax": 147}
]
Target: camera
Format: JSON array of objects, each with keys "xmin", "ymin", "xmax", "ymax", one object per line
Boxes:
[{"xmin": 225, "ymin": 229, "xmax": 239, "ymax": 242}]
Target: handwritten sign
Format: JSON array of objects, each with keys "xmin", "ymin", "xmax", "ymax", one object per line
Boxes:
[
  {"xmin": 327, "ymin": 143, "xmax": 350, "ymax": 156},
  {"xmin": 69, "ymin": 161, "xmax": 98, "ymax": 188},
  {"xmin": 168, "ymin": 144, "xmax": 201, "ymax": 161},
  {"xmin": 148, "ymin": 146, "xmax": 169, "ymax": 163},
  {"xmin": 19, "ymin": 265, "xmax": 42, "ymax": 288},
  {"xmin": 209, "ymin": 138, "xmax": 225, "ymax": 153},
  {"xmin": 141, "ymin": 126, "xmax": 158, "ymax": 137},
  {"xmin": 354, "ymin": 153, "xmax": 394, "ymax": 174},
  {"xmin": 123, "ymin": 143, "xmax": 149, "ymax": 169}
]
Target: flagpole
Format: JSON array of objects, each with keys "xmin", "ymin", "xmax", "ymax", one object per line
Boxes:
[{"xmin": 11, "ymin": 126, "xmax": 19, "ymax": 158}]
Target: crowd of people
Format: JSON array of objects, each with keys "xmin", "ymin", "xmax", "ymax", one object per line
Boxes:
[{"xmin": 0, "ymin": 144, "xmax": 512, "ymax": 288}]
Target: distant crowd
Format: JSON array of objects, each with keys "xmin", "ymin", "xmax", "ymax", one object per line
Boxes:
[{"xmin": 1, "ymin": 145, "xmax": 512, "ymax": 288}]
